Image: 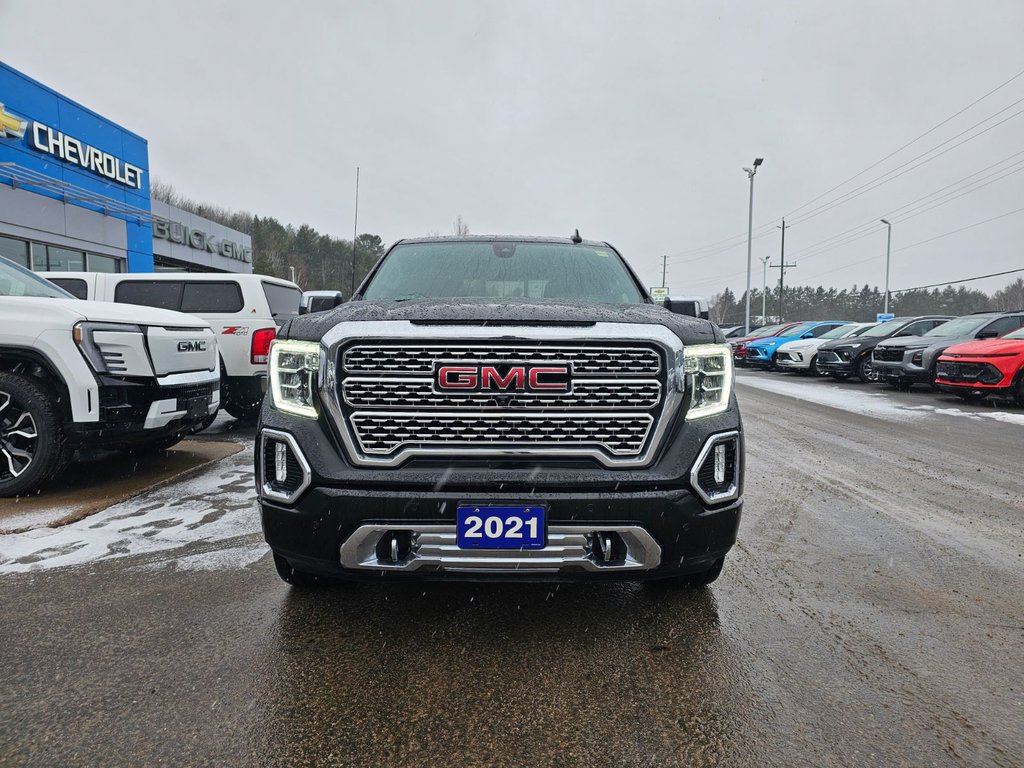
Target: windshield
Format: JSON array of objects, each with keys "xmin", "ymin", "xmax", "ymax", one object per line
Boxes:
[
  {"xmin": 779, "ymin": 322, "xmax": 814, "ymax": 337},
  {"xmin": 0, "ymin": 256, "xmax": 74, "ymax": 298},
  {"xmin": 749, "ymin": 324, "xmax": 786, "ymax": 338},
  {"xmin": 924, "ymin": 316, "xmax": 991, "ymax": 337},
  {"xmin": 820, "ymin": 323, "xmax": 860, "ymax": 340},
  {"xmin": 362, "ymin": 241, "xmax": 645, "ymax": 304},
  {"xmin": 1003, "ymin": 326, "xmax": 1024, "ymax": 340},
  {"xmin": 860, "ymin": 319, "xmax": 907, "ymax": 337}
]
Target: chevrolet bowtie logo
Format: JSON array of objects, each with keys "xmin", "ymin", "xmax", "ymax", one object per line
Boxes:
[{"xmin": 0, "ymin": 103, "xmax": 28, "ymax": 139}]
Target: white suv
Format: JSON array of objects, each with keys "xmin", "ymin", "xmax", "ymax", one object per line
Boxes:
[
  {"xmin": 0, "ymin": 256, "xmax": 220, "ymax": 497},
  {"xmin": 47, "ymin": 272, "xmax": 302, "ymax": 420}
]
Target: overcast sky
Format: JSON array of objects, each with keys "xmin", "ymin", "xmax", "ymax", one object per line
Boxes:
[{"xmin": 2, "ymin": 0, "xmax": 1023, "ymax": 297}]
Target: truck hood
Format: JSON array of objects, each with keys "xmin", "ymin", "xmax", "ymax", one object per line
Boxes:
[
  {"xmin": 283, "ymin": 298, "xmax": 722, "ymax": 345},
  {"xmin": 4, "ymin": 297, "xmax": 209, "ymax": 328},
  {"xmin": 941, "ymin": 338, "xmax": 1024, "ymax": 357}
]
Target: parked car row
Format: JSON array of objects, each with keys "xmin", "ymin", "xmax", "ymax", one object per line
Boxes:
[{"xmin": 726, "ymin": 310, "xmax": 1024, "ymax": 406}]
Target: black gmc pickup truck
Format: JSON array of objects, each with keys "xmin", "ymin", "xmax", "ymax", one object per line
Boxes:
[{"xmin": 256, "ymin": 236, "xmax": 743, "ymax": 587}]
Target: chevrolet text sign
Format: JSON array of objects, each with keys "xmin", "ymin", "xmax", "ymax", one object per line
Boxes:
[
  {"xmin": 152, "ymin": 218, "xmax": 253, "ymax": 263},
  {"xmin": 30, "ymin": 122, "xmax": 144, "ymax": 189}
]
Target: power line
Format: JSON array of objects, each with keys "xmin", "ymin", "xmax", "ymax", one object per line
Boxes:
[
  {"xmin": 783, "ymin": 99, "xmax": 1024, "ymax": 229},
  {"xmin": 666, "ymin": 65, "xmax": 1024, "ymax": 262},
  {"xmin": 892, "ymin": 267, "xmax": 1024, "ymax": 294},
  {"xmin": 783, "ymin": 65, "xmax": 1024, "ymax": 219}
]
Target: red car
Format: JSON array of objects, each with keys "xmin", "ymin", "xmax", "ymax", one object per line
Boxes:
[
  {"xmin": 935, "ymin": 325, "xmax": 1024, "ymax": 404},
  {"xmin": 730, "ymin": 322, "xmax": 801, "ymax": 364}
]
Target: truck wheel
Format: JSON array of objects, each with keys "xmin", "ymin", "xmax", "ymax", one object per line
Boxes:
[
  {"xmin": 0, "ymin": 372, "xmax": 68, "ymax": 497},
  {"xmin": 1014, "ymin": 370, "xmax": 1024, "ymax": 408},
  {"xmin": 855, "ymin": 355, "xmax": 876, "ymax": 383},
  {"xmin": 273, "ymin": 553, "xmax": 319, "ymax": 588}
]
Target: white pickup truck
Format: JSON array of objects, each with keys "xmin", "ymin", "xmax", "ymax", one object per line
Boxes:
[
  {"xmin": 46, "ymin": 271, "xmax": 302, "ymax": 420},
  {"xmin": 0, "ymin": 256, "xmax": 220, "ymax": 497}
]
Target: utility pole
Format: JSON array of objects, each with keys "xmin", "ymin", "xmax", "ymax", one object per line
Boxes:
[
  {"xmin": 350, "ymin": 166, "xmax": 360, "ymax": 298},
  {"xmin": 661, "ymin": 255, "xmax": 667, "ymax": 288},
  {"xmin": 880, "ymin": 219, "xmax": 892, "ymax": 314},
  {"xmin": 760, "ymin": 255, "xmax": 771, "ymax": 323},
  {"xmin": 743, "ymin": 157, "xmax": 764, "ymax": 335},
  {"xmin": 776, "ymin": 218, "xmax": 791, "ymax": 322}
]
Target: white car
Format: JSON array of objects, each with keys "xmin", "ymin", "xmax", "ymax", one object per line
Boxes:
[
  {"xmin": 46, "ymin": 271, "xmax": 302, "ymax": 420},
  {"xmin": 775, "ymin": 322, "xmax": 877, "ymax": 373},
  {"xmin": 0, "ymin": 256, "xmax": 220, "ymax": 497}
]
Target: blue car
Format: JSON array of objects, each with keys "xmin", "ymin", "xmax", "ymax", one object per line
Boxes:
[{"xmin": 744, "ymin": 321, "xmax": 852, "ymax": 370}]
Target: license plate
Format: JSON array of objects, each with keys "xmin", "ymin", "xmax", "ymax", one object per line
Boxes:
[
  {"xmin": 183, "ymin": 395, "xmax": 209, "ymax": 419},
  {"xmin": 456, "ymin": 505, "xmax": 546, "ymax": 550}
]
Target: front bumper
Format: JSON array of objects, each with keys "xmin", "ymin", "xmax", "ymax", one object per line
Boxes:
[
  {"xmin": 871, "ymin": 355, "xmax": 931, "ymax": 383},
  {"xmin": 776, "ymin": 350, "xmax": 813, "ymax": 370},
  {"xmin": 256, "ymin": 393, "xmax": 744, "ymax": 581},
  {"xmin": 261, "ymin": 486, "xmax": 741, "ymax": 581},
  {"xmin": 67, "ymin": 375, "xmax": 220, "ymax": 446}
]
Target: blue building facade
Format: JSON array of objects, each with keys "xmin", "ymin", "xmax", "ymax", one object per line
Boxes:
[
  {"xmin": 0, "ymin": 61, "xmax": 153, "ymax": 272},
  {"xmin": 0, "ymin": 61, "xmax": 252, "ymax": 275}
]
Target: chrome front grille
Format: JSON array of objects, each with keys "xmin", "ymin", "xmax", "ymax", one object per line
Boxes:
[
  {"xmin": 332, "ymin": 335, "xmax": 673, "ymax": 467},
  {"xmin": 350, "ymin": 412, "xmax": 655, "ymax": 455},
  {"xmin": 343, "ymin": 344, "xmax": 661, "ymax": 375},
  {"xmin": 342, "ymin": 378, "xmax": 661, "ymax": 409}
]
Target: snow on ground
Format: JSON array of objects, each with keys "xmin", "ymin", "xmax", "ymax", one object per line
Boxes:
[
  {"xmin": 736, "ymin": 372, "xmax": 1024, "ymax": 426},
  {"xmin": 0, "ymin": 444, "xmax": 262, "ymax": 574}
]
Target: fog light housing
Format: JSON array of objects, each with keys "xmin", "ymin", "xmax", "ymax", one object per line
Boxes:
[
  {"xmin": 691, "ymin": 432, "xmax": 740, "ymax": 505},
  {"xmin": 260, "ymin": 430, "xmax": 311, "ymax": 504}
]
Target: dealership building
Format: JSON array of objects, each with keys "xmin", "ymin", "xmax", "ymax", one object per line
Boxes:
[{"xmin": 0, "ymin": 61, "xmax": 251, "ymax": 275}]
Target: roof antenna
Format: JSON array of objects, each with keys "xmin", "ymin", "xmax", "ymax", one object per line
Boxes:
[{"xmin": 570, "ymin": 228, "xmax": 582, "ymax": 244}]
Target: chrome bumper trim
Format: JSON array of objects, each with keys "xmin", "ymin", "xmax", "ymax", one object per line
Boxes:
[{"xmin": 338, "ymin": 524, "xmax": 662, "ymax": 573}]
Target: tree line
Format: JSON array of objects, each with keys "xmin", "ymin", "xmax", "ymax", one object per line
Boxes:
[
  {"xmin": 710, "ymin": 278, "xmax": 1024, "ymax": 325},
  {"xmin": 150, "ymin": 180, "xmax": 384, "ymax": 292}
]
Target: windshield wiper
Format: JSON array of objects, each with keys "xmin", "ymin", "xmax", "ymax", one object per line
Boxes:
[{"xmin": 391, "ymin": 293, "xmax": 429, "ymax": 302}]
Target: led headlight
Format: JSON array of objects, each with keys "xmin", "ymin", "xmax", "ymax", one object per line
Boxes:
[
  {"xmin": 269, "ymin": 340, "xmax": 322, "ymax": 419},
  {"xmin": 73, "ymin": 321, "xmax": 144, "ymax": 374},
  {"xmin": 683, "ymin": 344, "xmax": 734, "ymax": 420}
]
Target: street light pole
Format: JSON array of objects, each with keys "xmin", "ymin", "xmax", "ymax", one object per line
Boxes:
[
  {"xmin": 743, "ymin": 157, "xmax": 764, "ymax": 335},
  {"xmin": 760, "ymin": 255, "xmax": 771, "ymax": 323},
  {"xmin": 350, "ymin": 166, "xmax": 360, "ymax": 298},
  {"xmin": 880, "ymin": 218, "xmax": 892, "ymax": 314}
]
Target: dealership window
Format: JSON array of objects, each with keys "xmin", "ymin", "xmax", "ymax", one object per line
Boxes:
[
  {"xmin": 87, "ymin": 253, "xmax": 123, "ymax": 273},
  {"xmin": 180, "ymin": 282, "xmax": 244, "ymax": 313},
  {"xmin": 46, "ymin": 247, "xmax": 86, "ymax": 271},
  {"xmin": 114, "ymin": 280, "xmax": 184, "ymax": 311},
  {"xmin": 0, "ymin": 236, "xmax": 30, "ymax": 268}
]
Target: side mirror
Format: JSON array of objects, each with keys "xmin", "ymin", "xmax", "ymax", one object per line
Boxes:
[
  {"xmin": 976, "ymin": 330, "xmax": 999, "ymax": 339},
  {"xmin": 893, "ymin": 331, "xmax": 910, "ymax": 337},
  {"xmin": 300, "ymin": 290, "xmax": 345, "ymax": 314},
  {"xmin": 664, "ymin": 295, "xmax": 710, "ymax": 320},
  {"xmin": 801, "ymin": 331, "xmax": 814, "ymax": 339}
]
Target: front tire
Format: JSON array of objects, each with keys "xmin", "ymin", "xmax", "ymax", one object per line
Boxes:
[
  {"xmin": 855, "ymin": 355, "xmax": 877, "ymax": 383},
  {"xmin": 0, "ymin": 372, "xmax": 68, "ymax": 497}
]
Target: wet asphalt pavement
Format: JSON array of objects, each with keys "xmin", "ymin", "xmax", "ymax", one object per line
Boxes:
[{"xmin": 1, "ymin": 375, "xmax": 1022, "ymax": 767}]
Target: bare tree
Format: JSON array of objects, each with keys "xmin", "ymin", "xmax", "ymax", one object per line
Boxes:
[{"xmin": 453, "ymin": 215, "xmax": 469, "ymax": 236}]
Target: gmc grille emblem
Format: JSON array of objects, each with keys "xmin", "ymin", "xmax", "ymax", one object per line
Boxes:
[
  {"xmin": 435, "ymin": 363, "xmax": 571, "ymax": 393},
  {"xmin": 177, "ymin": 340, "xmax": 208, "ymax": 353}
]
